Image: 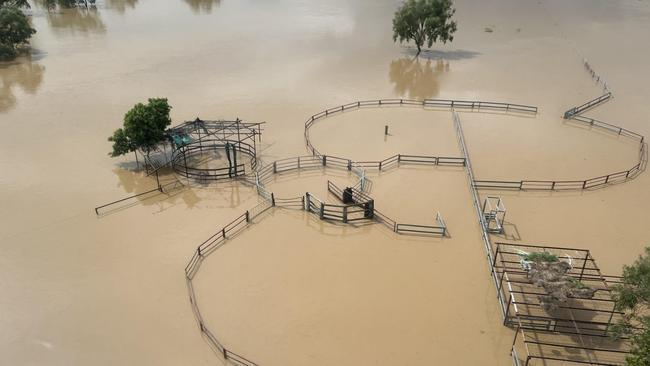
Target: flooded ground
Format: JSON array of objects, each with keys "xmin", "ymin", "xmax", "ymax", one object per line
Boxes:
[{"xmin": 2, "ymin": 0, "xmax": 650, "ymax": 365}]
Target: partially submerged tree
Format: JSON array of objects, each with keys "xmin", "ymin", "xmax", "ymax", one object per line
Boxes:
[
  {"xmin": 611, "ymin": 247, "xmax": 650, "ymax": 365},
  {"xmin": 518, "ymin": 250, "xmax": 595, "ymax": 313},
  {"xmin": 392, "ymin": 0, "xmax": 457, "ymax": 56},
  {"xmin": 0, "ymin": 5, "xmax": 36, "ymax": 60},
  {"xmin": 108, "ymin": 98, "xmax": 172, "ymax": 161}
]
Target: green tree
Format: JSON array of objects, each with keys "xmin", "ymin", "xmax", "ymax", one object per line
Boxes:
[
  {"xmin": 109, "ymin": 98, "xmax": 172, "ymax": 158},
  {"xmin": 108, "ymin": 128, "xmax": 133, "ymax": 157},
  {"xmin": 392, "ymin": 0, "xmax": 457, "ymax": 56},
  {"xmin": 612, "ymin": 247, "xmax": 650, "ymax": 365},
  {"xmin": 0, "ymin": 5, "xmax": 36, "ymax": 60}
]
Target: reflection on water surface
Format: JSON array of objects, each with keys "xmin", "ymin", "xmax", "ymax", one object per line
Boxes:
[
  {"xmin": 388, "ymin": 57, "xmax": 448, "ymax": 100},
  {"xmin": 0, "ymin": 57, "xmax": 45, "ymax": 113},
  {"xmin": 183, "ymin": 0, "xmax": 220, "ymax": 14}
]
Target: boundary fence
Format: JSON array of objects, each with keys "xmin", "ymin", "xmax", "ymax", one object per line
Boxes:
[
  {"xmin": 453, "ymin": 111, "xmax": 508, "ymax": 318},
  {"xmin": 563, "ymin": 93, "xmax": 612, "ymax": 119},
  {"xmin": 475, "ymin": 94, "xmax": 646, "ymax": 191},
  {"xmin": 304, "ymin": 98, "xmax": 538, "ymax": 157},
  {"xmin": 94, "ymin": 174, "xmax": 185, "ymax": 215},
  {"xmin": 185, "ymin": 199, "xmax": 275, "ymax": 366}
]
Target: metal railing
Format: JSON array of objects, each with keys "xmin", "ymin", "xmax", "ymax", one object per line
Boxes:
[
  {"xmin": 475, "ymin": 94, "xmax": 646, "ymax": 191},
  {"xmin": 304, "ymin": 98, "xmax": 537, "ymax": 157},
  {"xmin": 453, "ymin": 110, "xmax": 508, "ymax": 318}
]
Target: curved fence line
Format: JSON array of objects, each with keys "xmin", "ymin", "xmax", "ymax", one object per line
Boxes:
[
  {"xmin": 303, "ymin": 98, "xmax": 538, "ymax": 157},
  {"xmin": 172, "ymin": 139, "xmax": 258, "ymax": 180},
  {"xmin": 185, "ymin": 199, "xmax": 274, "ymax": 366},
  {"xmin": 475, "ymin": 93, "xmax": 646, "ymax": 191},
  {"xmin": 301, "ymin": 96, "xmax": 645, "ymax": 192}
]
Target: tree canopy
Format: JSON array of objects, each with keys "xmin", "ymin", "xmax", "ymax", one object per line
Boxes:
[
  {"xmin": 0, "ymin": 5, "xmax": 36, "ymax": 60},
  {"xmin": 109, "ymin": 98, "xmax": 172, "ymax": 158},
  {"xmin": 612, "ymin": 247, "xmax": 650, "ymax": 365},
  {"xmin": 392, "ymin": 0, "xmax": 457, "ymax": 56},
  {"xmin": 0, "ymin": 0, "xmax": 30, "ymax": 8}
]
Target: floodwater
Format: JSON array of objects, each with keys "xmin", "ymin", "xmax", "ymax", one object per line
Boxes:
[{"xmin": 1, "ymin": 0, "xmax": 650, "ymax": 365}]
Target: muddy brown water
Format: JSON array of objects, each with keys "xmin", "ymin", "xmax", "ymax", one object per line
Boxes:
[{"xmin": 2, "ymin": 0, "xmax": 650, "ymax": 365}]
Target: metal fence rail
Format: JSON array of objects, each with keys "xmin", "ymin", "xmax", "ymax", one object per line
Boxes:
[
  {"xmin": 563, "ymin": 92, "xmax": 612, "ymax": 119},
  {"xmin": 171, "ymin": 139, "xmax": 258, "ymax": 180},
  {"xmin": 453, "ymin": 110, "xmax": 508, "ymax": 318},
  {"xmin": 184, "ymin": 197, "xmax": 280, "ymax": 366},
  {"xmin": 474, "ymin": 95, "xmax": 646, "ymax": 192},
  {"xmin": 304, "ymin": 98, "xmax": 538, "ymax": 157}
]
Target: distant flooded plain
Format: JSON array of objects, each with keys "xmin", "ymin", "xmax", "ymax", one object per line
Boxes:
[{"xmin": 2, "ymin": 0, "xmax": 650, "ymax": 365}]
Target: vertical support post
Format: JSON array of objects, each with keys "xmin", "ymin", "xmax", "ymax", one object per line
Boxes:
[
  {"xmin": 385, "ymin": 125, "xmax": 389, "ymax": 135},
  {"xmin": 319, "ymin": 203, "xmax": 325, "ymax": 219},
  {"xmin": 155, "ymin": 170, "xmax": 162, "ymax": 192},
  {"xmin": 225, "ymin": 143, "xmax": 232, "ymax": 178},
  {"xmin": 245, "ymin": 210, "xmax": 250, "ymax": 222},
  {"xmin": 222, "ymin": 228, "xmax": 226, "ymax": 239},
  {"xmin": 343, "ymin": 206, "xmax": 348, "ymax": 223},
  {"xmin": 236, "ymin": 118, "xmax": 241, "ymax": 150},
  {"xmin": 578, "ymin": 252, "xmax": 589, "ymax": 281},
  {"xmin": 183, "ymin": 148, "xmax": 189, "ymax": 178},
  {"xmin": 305, "ymin": 192, "xmax": 310, "ymax": 211},
  {"xmin": 273, "ymin": 161, "xmax": 277, "ymax": 173},
  {"xmin": 253, "ymin": 129, "xmax": 257, "ymax": 158},
  {"xmin": 197, "ymin": 120, "xmax": 202, "ymax": 152},
  {"xmin": 379, "ymin": 161, "xmax": 382, "ymax": 171},
  {"xmin": 232, "ymin": 143, "xmax": 238, "ymax": 177},
  {"xmin": 347, "ymin": 160, "xmax": 352, "ymax": 170},
  {"xmin": 297, "ymin": 157, "xmax": 301, "ymax": 169},
  {"xmin": 271, "ymin": 193, "xmax": 276, "ymax": 207},
  {"xmin": 322, "ymin": 155, "xmax": 327, "ymax": 166},
  {"xmin": 223, "ymin": 348, "xmax": 227, "ymax": 360},
  {"xmin": 504, "ymin": 294, "xmax": 512, "ymax": 325}
]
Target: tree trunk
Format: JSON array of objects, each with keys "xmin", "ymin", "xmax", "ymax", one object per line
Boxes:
[
  {"xmin": 134, "ymin": 150, "xmax": 140, "ymax": 169},
  {"xmin": 416, "ymin": 43, "xmax": 421, "ymax": 56}
]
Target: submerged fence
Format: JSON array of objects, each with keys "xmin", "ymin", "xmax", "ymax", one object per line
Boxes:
[
  {"xmin": 475, "ymin": 93, "xmax": 646, "ymax": 191},
  {"xmin": 304, "ymin": 98, "xmax": 538, "ymax": 157},
  {"xmin": 171, "ymin": 139, "xmax": 256, "ymax": 181},
  {"xmin": 327, "ymin": 180, "xmax": 448, "ymax": 236},
  {"xmin": 185, "ymin": 198, "xmax": 275, "ymax": 366},
  {"xmin": 453, "ymin": 111, "xmax": 508, "ymax": 318}
]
